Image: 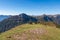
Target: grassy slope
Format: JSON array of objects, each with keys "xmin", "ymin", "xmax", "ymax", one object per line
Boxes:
[{"xmin": 0, "ymin": 24, "xmax": 60, "ymax": 40}]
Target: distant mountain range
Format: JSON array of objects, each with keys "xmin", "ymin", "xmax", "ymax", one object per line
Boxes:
[
  {"xmin": 35, "ymin": 14, "xmax": 60, "ymax": 25},
  {"xmin": 0, "ymin": 13, "xmax": 60, "ymax": 33},
  {"xmin": 0, "ymin": 15, "xmax": 10, "ymax": 21}
]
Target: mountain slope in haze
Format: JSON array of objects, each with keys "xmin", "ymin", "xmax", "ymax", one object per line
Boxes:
[
  {"xmin": 0, "ymin": 15, "xmax": 9, "ymax": 21},
  {"xmin": 54, "ymin": 15, "xmax": 60, "ymax": 25},
  {"xmin": 35, "ymin": 15, "xmax": 53, "ymax": 22},
  {"xmin": 0, "ymin": 24, "xmax": 60, "ymax": 40},
  {"xmin": 0, "ymin": 13, "xmax": 37, "ymax": 33}
]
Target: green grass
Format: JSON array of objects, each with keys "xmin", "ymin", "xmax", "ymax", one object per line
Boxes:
[{"xmin": 0, "ymin": 24, "xmax": 60, "ymax": 40}]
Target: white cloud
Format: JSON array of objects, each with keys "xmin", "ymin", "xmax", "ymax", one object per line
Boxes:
[{"xmin": 0, "ymin": 10, "xmax": 19, "ymax": 15}]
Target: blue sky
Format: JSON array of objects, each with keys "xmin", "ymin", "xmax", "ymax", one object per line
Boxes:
[{"xmin": 0, "ymin": 0, "xmax": 60, "ymax": 15}]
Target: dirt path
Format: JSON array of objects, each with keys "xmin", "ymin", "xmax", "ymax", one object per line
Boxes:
[{"xmin": 13, "ymin": 28, "xmax": 48, "ymax": 40}]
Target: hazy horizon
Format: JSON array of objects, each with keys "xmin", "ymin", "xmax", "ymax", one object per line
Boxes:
[{"xmin": 0, "ymin": 0, "xmax": 60, "ymax": 15}]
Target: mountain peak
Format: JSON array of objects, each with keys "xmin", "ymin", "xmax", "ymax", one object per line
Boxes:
[{"xmin": 19, "ymin": 13, "xmax": 27, "ymax": 16}]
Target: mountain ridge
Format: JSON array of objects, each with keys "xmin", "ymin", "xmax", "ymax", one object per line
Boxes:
[{"xmin": 0, "ymin": 13, "xmax": 60, "ymax": 33}]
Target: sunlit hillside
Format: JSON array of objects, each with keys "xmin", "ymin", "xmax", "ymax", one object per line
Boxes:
[{"xmin": 0, "ymin": 24, "xmax": 60, "ymax": 40}]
